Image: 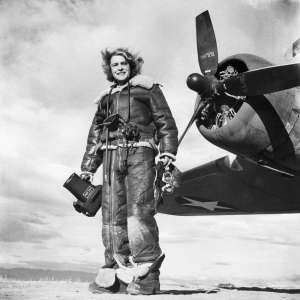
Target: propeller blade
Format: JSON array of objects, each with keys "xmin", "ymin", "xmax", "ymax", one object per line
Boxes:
[
  {"xmin": 178, "ymin": 96, "xmax": 206, "ymax": 146},
  {"xmin": 223, "ymin": 63, "xmax": 300, "ymax": 96},
  {"xmin": 196, "ymin": 10, "xmax": 218, "ymax": 76}
]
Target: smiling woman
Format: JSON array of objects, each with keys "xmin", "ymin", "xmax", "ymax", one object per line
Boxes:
[
  {"xmin": 100, "ymin": 48, "xmax": 144, "ymax": 83},
  {"xmin": 80, "ymin": 47, "xmax": 178, "ymax": 295},
  {"xmin": 110, "ymin": 55, "xmax": 131, "ymax": 85}
]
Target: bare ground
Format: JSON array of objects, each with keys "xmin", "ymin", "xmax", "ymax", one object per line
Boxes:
[{"xmin": 1, "ymin": 279, "xmax": 300, "ymax": 300}]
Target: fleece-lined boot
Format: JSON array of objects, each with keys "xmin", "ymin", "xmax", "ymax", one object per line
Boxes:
[{"xmin": 126, "ymin": 270, "xmax": 160, "ymax": 295}]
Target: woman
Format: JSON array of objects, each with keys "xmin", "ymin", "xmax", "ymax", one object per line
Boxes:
[{"xmin": 80, "ymin": 48, "xmax": 178, "ymax": 295}]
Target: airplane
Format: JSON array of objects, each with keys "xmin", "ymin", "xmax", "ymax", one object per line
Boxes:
[{"xmin": 158, "ymin": 10, "xmax": 300, "ymax": 216}]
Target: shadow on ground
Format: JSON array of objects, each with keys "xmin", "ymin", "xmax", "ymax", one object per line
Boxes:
[
  {"xmin": 218, "ymin": 284, "xmax": 300, "ymax": 294},
  {"xmin": 158, "ymin": 288, "xmax": 219, "ymax": 295}
]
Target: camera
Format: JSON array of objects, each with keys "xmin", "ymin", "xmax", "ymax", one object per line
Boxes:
[{"xmin": 63, "ymin": 173, "xmax": 102, "ymax": 217}]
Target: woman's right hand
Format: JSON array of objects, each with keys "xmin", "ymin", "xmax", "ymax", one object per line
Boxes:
[{"xmin": 80, "ymin": 171, "xmax": 93, "ymax": 182}]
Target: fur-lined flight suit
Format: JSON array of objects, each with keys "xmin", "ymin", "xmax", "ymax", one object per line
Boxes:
[{"xmin": 81, "ymin": 75, "xmax": 178, "ymax": 268}]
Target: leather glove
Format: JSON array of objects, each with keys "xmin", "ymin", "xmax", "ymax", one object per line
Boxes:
[
  {"xmin": 158, "ymin": 154, "xmax": 176, "ymax": 169},
  {"xmin": 159, "ymin": 156, "xmax": 172, "ymax": 168},
  {"xmin": 80, "ymin": 171, "xmax": 94, "ymax": 183}
]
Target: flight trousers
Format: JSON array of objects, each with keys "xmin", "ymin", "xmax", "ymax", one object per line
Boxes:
[{"xmin": 101, "ymin": 146, "xmax": 162, "ymax": 265}]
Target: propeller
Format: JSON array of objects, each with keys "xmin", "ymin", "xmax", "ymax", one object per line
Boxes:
[{"xmin": 179, "ymin": 10, "xmax": 300, "ymax": 145}]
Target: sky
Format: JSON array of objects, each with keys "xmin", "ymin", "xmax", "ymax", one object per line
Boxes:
[{"xmin": 1, "ymin": 0, "xmax": 300, "ymax": 286}]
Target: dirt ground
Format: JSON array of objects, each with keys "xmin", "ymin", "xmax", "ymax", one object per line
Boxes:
[{"xmin": 1, "ymin": 279, "xmax": 299, "ymax": 300}]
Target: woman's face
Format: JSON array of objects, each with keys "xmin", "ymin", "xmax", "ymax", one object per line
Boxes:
[{"xmin": 110, "ymin": 55, "xmax": 130, "ymax": 84}]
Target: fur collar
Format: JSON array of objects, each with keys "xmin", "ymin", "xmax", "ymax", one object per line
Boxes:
[{"xmin": 94, "ymin": 75, "xmax": 157, "ymax": 104}]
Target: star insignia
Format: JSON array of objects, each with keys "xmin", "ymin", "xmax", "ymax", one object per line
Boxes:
[{"xmin": 182, "ymin": 196, "xmax": 233, "ymax": 211}]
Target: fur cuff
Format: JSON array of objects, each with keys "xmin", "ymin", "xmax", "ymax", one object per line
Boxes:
[{"xmin": 159, "ymin": 152, "xmax": 176, "ymax": 161}]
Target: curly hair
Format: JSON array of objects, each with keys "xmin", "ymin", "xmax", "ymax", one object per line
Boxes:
[{"xmin": 101, "ymin": 47, "xmax": 144, "ymax": 82}]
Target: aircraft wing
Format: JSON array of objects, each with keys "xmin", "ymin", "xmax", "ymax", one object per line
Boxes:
[{"xmin": 158, "ymin": 156, "xmax": 300, "ymax": 216}]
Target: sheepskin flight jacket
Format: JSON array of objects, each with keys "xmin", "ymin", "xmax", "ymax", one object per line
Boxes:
[{"xmin": 81, "ymin": 75, "xmax": 178, "ymax": 173}]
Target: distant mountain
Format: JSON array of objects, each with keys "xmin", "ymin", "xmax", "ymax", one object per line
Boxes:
[{"xmin": 0, "ymin": 267, "xmax": 96, "ymax": 282}]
